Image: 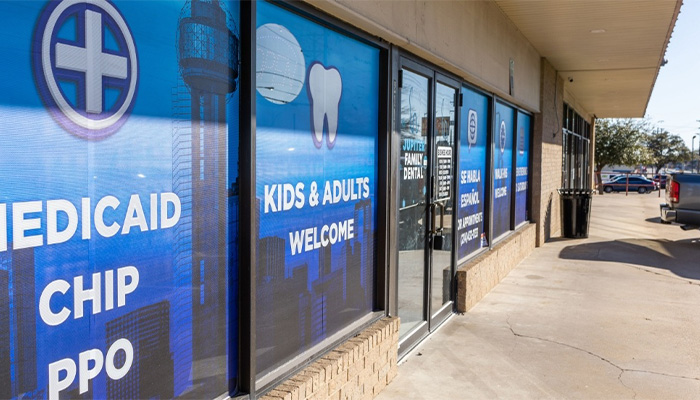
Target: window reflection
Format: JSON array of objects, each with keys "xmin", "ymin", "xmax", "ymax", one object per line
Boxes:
[{"xmin": 398, "ymin": 69, "xmax": 429, "ymax": 337}]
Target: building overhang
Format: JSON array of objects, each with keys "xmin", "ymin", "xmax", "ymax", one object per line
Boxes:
[{"xmin": 494, "ymin": 0, "xmax": 682, "ymax": 118}]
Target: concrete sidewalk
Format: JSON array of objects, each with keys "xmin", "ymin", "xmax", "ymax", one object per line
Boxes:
[{"xmin": 377, "ymin": 192, "xmax": 700, "ymax": 399}]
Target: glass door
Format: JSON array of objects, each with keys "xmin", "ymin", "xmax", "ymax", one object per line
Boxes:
[
  {"xmin": 430, "ymin": 79, "xmax": 457, "ymax": 326},
  {"xmin": 397, "ymin": 63, "xmax": 430, "ymax": 343},
  {"xmin": 396, "ymin": 58, "xmax": 458, "ymax": 354}
]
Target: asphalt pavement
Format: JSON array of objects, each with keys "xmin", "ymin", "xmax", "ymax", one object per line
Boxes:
[{"xmin": 376, "ymin": 191, "xmax": 700, "ymax": 399}]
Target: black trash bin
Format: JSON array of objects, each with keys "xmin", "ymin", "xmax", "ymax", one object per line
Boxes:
[{"xmin": 558, "ymin": 189, "xmax": 593, "ymax": 238}]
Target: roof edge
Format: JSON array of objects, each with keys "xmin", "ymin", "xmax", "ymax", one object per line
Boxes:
[{"xmin": 641, "ymin": 0, "xmax": 684, "ymax": 117}]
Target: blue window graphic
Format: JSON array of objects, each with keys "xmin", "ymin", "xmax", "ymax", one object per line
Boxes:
[
  {"xmin": 515, "ymin": 112, "xmax": 531, "ymax": 226},
  {"xmin": 493, "ymin": 102, "xmax": 515, "ymax": 239},
  {"xmin": 255, "ymin": 1, "xmax": 381, "ymax": 379},
  {"xmin": 0, "ymin": 1, "xmax": 240, "ymax": 398},
  {"xmin": 457, "ymin": 86, "xmax": 489, "ymax": 261}
]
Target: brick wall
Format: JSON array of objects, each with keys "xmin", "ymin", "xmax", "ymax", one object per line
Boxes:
[
  {"xmin": 262, "ymin": 318, "xmax": 399, "ymax": 400},
  {"xmin": 455, "ymin": 223, "xmax": 536, "ymax": 312},
  {"xmin": 532, "ymin": 59, "xmax": 564, "ymax": 246}
]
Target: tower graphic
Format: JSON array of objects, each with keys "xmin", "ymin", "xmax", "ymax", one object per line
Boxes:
[
  {"xmin": 173, "ymin": 0, "xmax": 239, "ymax": 392},
  {"xmin": 0, "ymin": 266, "xmax": 11, "ymax": 400},
  {"xmin": 0, "ymin": 246, "xmax": 38, "ymax": 399},
  {"xmin": 11, "ymin": 248, "xmax": 37, "ymax": 396},
  {"xmin": 354, "ymin": 199, "xmax": 374, "ymax": 310}
]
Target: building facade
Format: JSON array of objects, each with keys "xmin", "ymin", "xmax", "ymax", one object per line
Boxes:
[{"xmin": 0, "ymin": 0, "xmax": 679, "ymax": 399}]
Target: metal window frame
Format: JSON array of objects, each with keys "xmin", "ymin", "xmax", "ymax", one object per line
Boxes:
[
  {"xmin": 513, "ymin": 109, "xmax": 534, "ymax": 230},
  {"xmin": 433, "ymin": 72, "xmax": 462, "ymax": 329},
  {"xmin": 489, "ymin": 97, "xmax": 535, "ymax": 243},
  {"xmin": 238, "ymin": 1, "xmax": 391, "ymax": 396},
  {"xmin": 561, "ymin": 101, "xmax": 592, "ymax": 191},
  {"xmin": 238, "ymin": 0, "xmax": 256, "ymax": 396},
  {"xmin": 393, "ymin": 56, "xmax": 436, "ymax": 356},
  {"xmin": 491, "ymin": 99, "xmax": 514, "ymax": 242}
]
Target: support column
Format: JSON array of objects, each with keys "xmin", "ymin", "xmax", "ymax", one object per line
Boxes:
[{"xmin": 532, "ymin": 58, "xmax": 564, "ymax": 246}]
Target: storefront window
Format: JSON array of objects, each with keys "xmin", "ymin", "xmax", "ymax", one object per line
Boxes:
[
  {"xmin": 456, "ymin": 86, "xmax": 489, "ymax": 261},
  {"xmin": 492, "ymin": 102, "xmax": 515, "ymax": 239},
  {"xmin": 255, "ymin": 1, "xmax": 380, "ymax": 380},
  {"xmin": 562, "ymin": 103, "xmax": 591, "ymax": 189},
  {"xmin": 515, "ymin": 111, "xmax": 531, "ymax": 226},
  {"xmin": 0, "ymin": 1, "xmax": 239, "ymax": 398}
]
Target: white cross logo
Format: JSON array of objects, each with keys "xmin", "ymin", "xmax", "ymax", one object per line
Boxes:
[
  {"xmin": 55, "ymin": 10, "xmax": 128, "ymax": 114},
  {"xmin": 35, "ymin": 0, "xmax": 138, "ymax": 137}
]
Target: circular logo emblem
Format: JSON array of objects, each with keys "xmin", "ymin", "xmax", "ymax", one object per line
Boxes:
[
  {"xmin": 33, "ymin": 0, "xmax": 138, "ymax": 139},
  {"xmin": 467, "ymin": 109, "xmax": 477, "ymax": 148},
  {"xmin": 499, "ymin": 120, "xmax": 507, "ymax": 154}
]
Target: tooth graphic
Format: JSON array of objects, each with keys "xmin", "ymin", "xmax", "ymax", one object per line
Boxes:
[{"xmin": 308, "ymin": 62, "xmax": 342, "ymax": 148}]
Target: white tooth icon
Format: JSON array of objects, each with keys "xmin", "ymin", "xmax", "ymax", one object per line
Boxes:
[{"xmin": 308, "ymin": 62, "xmax": 342, "ymax": 148}]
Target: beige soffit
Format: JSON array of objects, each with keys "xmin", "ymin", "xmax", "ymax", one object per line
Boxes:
[{"xmin": 494, "ymin": 0, "xmax": 682, "ymax": 118}]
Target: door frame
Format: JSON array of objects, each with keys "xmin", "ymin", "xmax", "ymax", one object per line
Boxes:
[
  {"xmin": 394, "ymin": 57, "xmax": 433, "ymax": 353},
  {"xmin": 429, "ymin": 73, "xmax": 461, "ymax": 330},
  {"xmin": 393, "ymin": 54, "xmax": 461, "ymax": 357}
]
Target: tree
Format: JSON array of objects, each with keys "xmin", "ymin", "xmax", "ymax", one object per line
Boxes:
[
  {"xmin": 646, "ymin": 130, "xmax": 691, "ymax": 174},
  {"xmin": 594, "ymin": 119, "xmax": 652, "ymax": 186}
]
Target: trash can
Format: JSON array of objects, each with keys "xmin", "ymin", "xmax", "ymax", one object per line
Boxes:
[{"xmin": 558, "ymin": 188, "xmax": 593, "ymax": 238}]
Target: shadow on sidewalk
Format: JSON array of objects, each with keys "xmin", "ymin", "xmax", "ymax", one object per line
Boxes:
[{"xmin": 559, "ymin": 238, "xmax": 700, "ymax": 280}]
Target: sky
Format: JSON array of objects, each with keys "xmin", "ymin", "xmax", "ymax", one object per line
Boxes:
[{"xmin": 645, "ymin": 1, "xmax": 700, "ymax": 150}]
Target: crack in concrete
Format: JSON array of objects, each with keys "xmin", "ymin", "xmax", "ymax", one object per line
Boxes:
[
  {"xmin": 505, "ymin": 317, "xmax": 636, "ymax": 398},
  {"xmin": 506, "ymin": 330, "xmax": 519, "ymax": 359},
  {"xmin": 623, "ymin": 368, "xmax": 700, "ymax": 382},
  {"xmin": 506, "ymin": 317, "xmax": 700, "ymax": 382},
  {"xmin": 504, "ymin": 317, "xmax": 700, "ymax": 398},
  {"xmin": 618, "ymin": 370, "xmax": 637, "ymax": 400}
]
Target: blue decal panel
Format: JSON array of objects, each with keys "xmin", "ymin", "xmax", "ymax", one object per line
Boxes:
[
  {"xmin": 255, "ymin": 1, "xmax": 380, "ymax": 377},
  {"xmin": 493, "ymin": 102, "xmax": 514, "ymax": 239},
  {"xmin": 515, "ymin": 112, "xmax": 531, "ymax": 226},
  {"xmin": 456, "ymin": 87, "xmax": 489, "ymax": 261},
  {"xmin": 0, "ymin": 1, "xmax": 238, "ymax": 398}
]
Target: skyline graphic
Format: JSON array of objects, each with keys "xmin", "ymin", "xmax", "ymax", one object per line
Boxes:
[
  {"xmin": 106, "ymin": 301, "xmax": 174, "ymax": 399},
  {"xmin": 255, "ymin": 197, "xmax": 375, "ymax": 376}
]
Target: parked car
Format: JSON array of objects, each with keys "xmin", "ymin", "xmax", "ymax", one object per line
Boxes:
[
  {"xmin": 660, "ymin": 173, "xmax": 700, "ymax": 228},
  {"xmin": 602, "ymin": 176, "xmax": 656, "ymax": 194},
  {"xmin": 653, "ymin": 174, "xmax": 668, "ymax": 189}
]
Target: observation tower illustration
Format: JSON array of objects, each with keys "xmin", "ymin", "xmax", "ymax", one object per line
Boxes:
[{"xmin": 177, "ymin": 0, "xmax": 238, "ymax": 385}]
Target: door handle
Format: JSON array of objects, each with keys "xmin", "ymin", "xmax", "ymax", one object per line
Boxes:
[
  {"xmin": 435, "ymin": 202, "xmax": 445, "ymax": 233},
  {"xmin": 429, "ymin": 202, "xmax": 446, "ymax": 235},
  {"xmin": 432, "ymin": 201, "xmax": 446, "ymax": 250}
]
